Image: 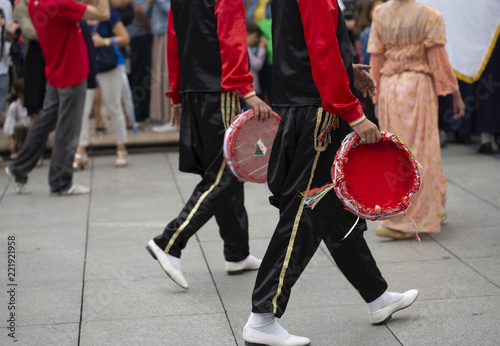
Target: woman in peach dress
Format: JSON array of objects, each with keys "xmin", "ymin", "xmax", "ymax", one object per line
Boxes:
[{"xmin": 368, "ymin": 0, "xmax": 465, "ymax": 239}]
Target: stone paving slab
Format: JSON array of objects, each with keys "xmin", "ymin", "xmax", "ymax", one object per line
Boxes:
[{"xmin": 0, "ymin": 143, "xmax": 499, "ymax": 345}]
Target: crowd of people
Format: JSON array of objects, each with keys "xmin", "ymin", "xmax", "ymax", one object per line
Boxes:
[
  {"xmin": 0, "ymin": 0, "xmax": 497, "ymax": 345},
  {"xmin": 0, "ymin": 0, "xmax": 177, "ymax": 168},
  {"xmin": 0, "ymin": 0, "xmax": 496, "ymax": 161}
]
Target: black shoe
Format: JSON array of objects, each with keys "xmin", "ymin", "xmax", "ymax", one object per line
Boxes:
[
  {"xmin": 439, "ymin": 129, "xmax": 447, "ymax": 147},
  {"xmin": 495, "ymin": 134, "xmax": 500, "ymax": 148},
  {"xmin": 455, "ymin": 132, "xmax": 471, "ymax": 144},
  {"xmin": 95, "ymin": 127, "xmax": 106, "ymax": 134},
  {"xmin": 478, "ymin": 142, "xmax": 493, "ymax": 154}
]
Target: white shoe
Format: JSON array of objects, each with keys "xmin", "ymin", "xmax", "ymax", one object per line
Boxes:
[
  {"xmin": 152, "ymin": 123, "xmax": 177, "ymax": 133},
  {"xmin": 5, "ymin": 166, "xmax": 31, "ymax": 194},
  {"xmin": 243, "ymin": 327, "xmax": 310, "ymax": 346},
  {"xmin": 225, "ymin": 254, "xmax": 262, "ymax": 275},
  {"xmin": 52, "ymin": 184, "xmax": 90, "ymax": 196},
  {"xmin": 370, "ymin": 289, "xmax": 419, "ymax": 324},
  {"xmin": 146, "ymin": 239, "xmax": 189, "ymax": 290}
]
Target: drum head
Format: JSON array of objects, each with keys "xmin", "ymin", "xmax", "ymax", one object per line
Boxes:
[
  {"xmin": 223, "ymin": 109, "xmax": 281, "ymax": 183},
  {"xmin": 333, "ymin": 131, "xmax": 422, "ymax": 220}
]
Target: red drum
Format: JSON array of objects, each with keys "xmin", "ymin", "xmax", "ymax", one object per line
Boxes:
[
  {"xmin": 332, "ymin": 131, "xmax": 422, "ymax": 220},
  {"xmin": 223, "ymin": 109, "xmax": 281, "ymax": 183},
  {"xmin": 303, "ymin": 131, "xmax": 422, "ymax": 221}
]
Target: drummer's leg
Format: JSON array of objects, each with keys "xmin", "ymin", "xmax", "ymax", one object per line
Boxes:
[
  {"xmin": 154, "ymin": 166, "xmax": 245, "ymax": 256},
  {"xmin": 251, "ymin": 106, "xmax": 331, "ymax": 317},
  {"xmin": 323, "ymin": 216, "xmax": 388, "ymax": 303},
  {"xmin": 323, "ymin": 219, "xmax": 419, "ymax": 325},
  {"xmin": 214, "ymin": 185, "xmax": 250, "ymax": 262},
  {"xmin": 153, "ymin": 92, "xmax": 241, "ymax": 256},
  {"xmin": 252, "ymin": 106, "xmax": 356, "ymax": 315}
]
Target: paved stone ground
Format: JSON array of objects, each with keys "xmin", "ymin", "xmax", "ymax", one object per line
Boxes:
[{"xmin": 0, "ymin": 142, "xmax": 499, "ymax": 345}]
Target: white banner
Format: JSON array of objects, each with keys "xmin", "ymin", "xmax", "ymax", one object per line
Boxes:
[{"xmin": 419, "ymin": 0, "xmax": 500, "ymax": 83}]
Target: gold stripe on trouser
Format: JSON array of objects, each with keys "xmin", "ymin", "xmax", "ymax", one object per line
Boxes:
[
  {"xmin": 221, "ymin": 91, "xmax": 238, "ymax": 130},
  {"xmin": 164, "ymin": 92, "xmax": 237, "ymax": 253},
  {"xmin": 272, "ymin": 108, "xmax": 331, "ymax": 314}
]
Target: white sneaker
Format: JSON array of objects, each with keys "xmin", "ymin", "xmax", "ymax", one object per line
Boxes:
[
  {"xmin": 5, "ymin": 166, "xmax": 31, "ymax": 195},
  {"xmin": 146, "ymin": 239, "xmax": 189, "ymax": 290},
  {"xmin": 152, "ymin": 123, "xmax": 177, "ymax": 133},
  {"xmin": 52, "ymin": 184, "xmax": 90, "ymax": 196},
  {"xmin": 225, "ymin": 254, "xmax": 262, "ymax": 275},
  {"xmin": 243, "ymin": 327, "xmax": 311, "ymax": 346},
  {"xmin": 369, "ymin": 289, "xmax": 419, "ymax": 324}
]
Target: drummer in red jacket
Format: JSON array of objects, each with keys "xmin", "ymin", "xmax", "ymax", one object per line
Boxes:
[
  {"xmin": 146, "ymin": 0, "xmax": 272, "ymax": 290},
  {"xmin": 242, "ymin": 1, "xmax": 419, "ymax": 345}
]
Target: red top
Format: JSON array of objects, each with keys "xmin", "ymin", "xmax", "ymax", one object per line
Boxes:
[
  {"xmin": 28, "ymin": 0, "xmax": 89, "ymax": 88},
  {"xmin": 166, "ymin": 0, "xmax": 255, "ymax": 106},
  {"xmin": 214, "ymin": 0, "xmax": 254, "ymax": 98},
  {"xmin": 166, "ymin": 10, "xmax": 181, "ymax": 105},
  {"xmin": 298, "ymin": 0, "xmax": 363, "ymax": 123}
]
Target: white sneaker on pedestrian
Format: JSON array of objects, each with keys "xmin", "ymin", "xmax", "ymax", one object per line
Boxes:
[
  {"xmin": 243, "ymin": 327, "xmax": 310, "ymax": 346},
  {"xmin": 225, "ymin": 254, "xmax": 262, "ymax": 275},
  {"xmin": 244, "ymin": 312, "xmax": 310, "ymax": 345},
  {"xmin": 369, "ymin": 289, "xmax": 419, "ymax": 324},
  {"xmin": 152, "ymin": 123, "xmax": 177, "ymax": 133},
  {"xmin": 4, "ymin": 166, "xmax": 31, "ymax": 195},
  {"xmin": 146, "ymin": 239, "xmax": 189, "ymax": 290},
  {"xmin": 52, "ymin": 184, "xmax": 90, "ymax": 196}
]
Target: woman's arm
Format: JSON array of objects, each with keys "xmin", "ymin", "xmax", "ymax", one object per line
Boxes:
[
  {"xmin": 110, "ymin": 21, "xmax": 130, "ymax": 47},
  {"xmin": 427, "ymin": 45, "xmax": 465, "ymax": 119},
  {"xmin": 82, "ymin": 0, "xmax": 111, "ymax": 21},
  {"xmin": 14, "ymin": 1, "xmax": 37, "ymax": 41},
  {"xmin": 92, "ymin": 21, "xmax": 130, "ymax": 48},
  {"xmin": 369, "ymin": 53, "xmax": 384, "ymax": 104}
]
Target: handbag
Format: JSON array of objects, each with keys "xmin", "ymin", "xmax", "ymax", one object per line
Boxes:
[
  {"xmin": 93, "ymin": 22, "xmax": 119, "ymax": 71},
  {"xmin": 95, "ymin": 45, "xmax": 117, "ymax": 71}
]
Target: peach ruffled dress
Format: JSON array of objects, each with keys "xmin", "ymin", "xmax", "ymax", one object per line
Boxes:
[{"xmin": 368, "ymin": 0, "xmax": 459, "ymax": 234}]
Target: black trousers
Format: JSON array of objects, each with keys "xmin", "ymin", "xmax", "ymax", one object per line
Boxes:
[
  {"xmin": 154, "ymin": 92, "xmax": 250, "ymax": 262},
  {"xmin": 129, "ymin": 34, "xmax": 152, "ymax": 122},
  {"xmin": 251, "ymin": 106, "xmax": 388, "ymax": 318}
]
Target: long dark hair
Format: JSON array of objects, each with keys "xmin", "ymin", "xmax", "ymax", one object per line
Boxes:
[{"xmin": 352, "ymin": 0, "xmax": 384, "ymax": 37}]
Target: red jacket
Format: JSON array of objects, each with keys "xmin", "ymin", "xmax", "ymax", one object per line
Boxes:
[
  {"xmin": 166, "ymin": 0, "xmax": 255, "ymax": 106},
  {"xmin": 271, "ymin": 0, "xmax": 364, "ymax": 124}
]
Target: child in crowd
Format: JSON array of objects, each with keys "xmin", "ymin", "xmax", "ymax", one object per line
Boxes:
[
  {"xmin": 3, "ymin": 78, "xmax": 29, "ymax": 160},
  {"xmin": 246, "ymin": 20, "xmax": 267, "ymax": 100}
]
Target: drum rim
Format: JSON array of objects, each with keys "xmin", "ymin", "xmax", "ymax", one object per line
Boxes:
[
  {"xmin": 223, "ymin": 109, "xmax": 281, "ymax": 183},
  {"xmin": 332, "ymin": 131, "xmax": 422, "ymax": 221}
]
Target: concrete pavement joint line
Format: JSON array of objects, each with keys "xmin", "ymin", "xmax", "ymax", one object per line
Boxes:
[
  {"xmin": 2, "ymin": 322, "xmax": 80, "ymax": 328},
  {"xmin": 166, "ymin": 152, "xmax": 239, "ymax": 344},
  {"xmin": 81, "ymin": 312, "xmax": 228, "ymax": 324},
  {"xmin": 194, "ymin": 233, "xmax": 239, "ymax": 345},
  {"xmin": 427, "ymin": 234, "xmax": 500, "ymax": 290},
  {"xmin": 385, "ymin": 323, "xmax": 404, "ymax": 346},
  {"xmin": 1, "ymin": 182, "xmax": 7, "ymax": 201},
  {"xmin": 77, "ymin": 158, "xmax": 94, "ymax": 345}
]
